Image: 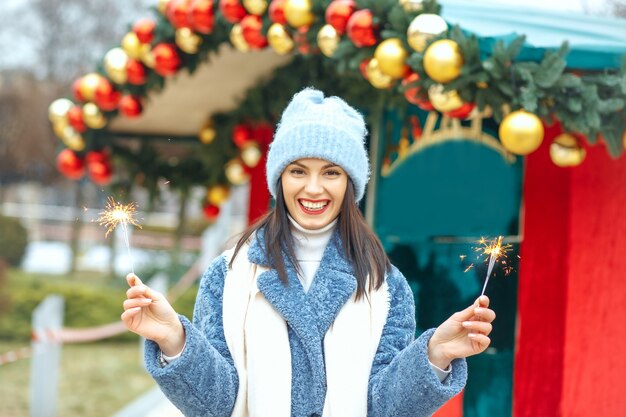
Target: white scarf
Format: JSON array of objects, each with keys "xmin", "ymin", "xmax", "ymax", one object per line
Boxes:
[{"xmin": 222, "ymin": 245, "xmax": 390, "ymax": 417}]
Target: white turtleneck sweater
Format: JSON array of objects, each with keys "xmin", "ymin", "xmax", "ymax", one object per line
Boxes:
[{"xmin": 288, "ymin": 215, "xmax": 337, "ymax": 292}]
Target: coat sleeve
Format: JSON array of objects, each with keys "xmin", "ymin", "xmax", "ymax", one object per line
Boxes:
[
  {"xmin": 144, "ymin": 255, "xmax": 239, "ymax": 417},
  {"xmin": 368, "ymin": 266, "xmax": 467, "ymax": 417}
]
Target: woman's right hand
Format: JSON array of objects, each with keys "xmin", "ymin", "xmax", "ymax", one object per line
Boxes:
[{"xmin": 121, "ymin": 273, "xmax": 185, "ymax": 356}]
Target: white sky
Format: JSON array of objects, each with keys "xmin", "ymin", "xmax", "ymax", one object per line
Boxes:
[
  {"xmin": 0, "ymin": 0, "xmax": 618, "ymax": 70},
  {"xmin": 479, "ymin": 0, "xmax": 610, "ymax": 13}
]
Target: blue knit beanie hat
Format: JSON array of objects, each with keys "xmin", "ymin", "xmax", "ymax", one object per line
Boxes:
[{"xmin": 266, "ymin": 88, "xmax": 370, "ymax": 202}]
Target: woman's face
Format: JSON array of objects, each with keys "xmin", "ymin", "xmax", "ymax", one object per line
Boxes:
[{"xmin": 281, "ymin": 158, "xmax": 348, "ymax": 230}]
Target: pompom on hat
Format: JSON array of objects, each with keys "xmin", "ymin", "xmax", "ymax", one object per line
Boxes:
[{"xmin": 266, "ymin": 88, "xmax": 370, "ymax": 202}]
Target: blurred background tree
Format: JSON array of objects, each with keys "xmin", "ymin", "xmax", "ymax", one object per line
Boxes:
[
  {"xmin": 0, "ymin": 0, "xmax": 145, "ymax": 186},
  {"xmin": 608, "ymin": 0, "xmax": 626, "ymax": 16}
]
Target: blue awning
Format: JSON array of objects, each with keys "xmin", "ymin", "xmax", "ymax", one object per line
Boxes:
[{"xmin": 440, "ymin": 0, "xmax": 626, "ymax": 69}]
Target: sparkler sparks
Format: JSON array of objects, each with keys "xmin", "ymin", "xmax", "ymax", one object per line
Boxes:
[
  {"xmin": 97, "ymin": 197, "xmax": 142, "ymax": 237},
  {"xmin": 476, "ymin": 236, "xmax": 512, "ymax": 296},
  {"xmin": 460, "ymin": 236, "xmax": 515, "ymax": 295},
  {"xmin": 96, "ymin": 197, "xmax": 142, "ymax": 273}
]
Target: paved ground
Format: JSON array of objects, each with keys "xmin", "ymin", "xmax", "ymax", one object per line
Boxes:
[{"xmin": 111, "ymin": 387, "xmax": 183, "ymax": 417}]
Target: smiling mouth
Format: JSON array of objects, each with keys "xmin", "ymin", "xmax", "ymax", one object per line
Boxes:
[{"xmin": 298, "ymin": 199, "xmax": 330, "ymax": 214}]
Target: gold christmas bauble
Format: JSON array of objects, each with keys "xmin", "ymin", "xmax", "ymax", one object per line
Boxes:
[
  {"xmin": 79, "ymin": 73, "xmax": 103, "ymax": 102},
  {"xmin": 267, "ymin": 23, "xmax": 294, "ymax": 55},
  {"xmin": 241, "ymin": 142, "xmax": 262, "ymax": 168},
  {"xmin": 141, "ymin": 48, "xmax": 156, "ymax": 68},
  {"xmin": 622, "ymin": 130, "xmax": 626, "ymax": 150},
  {"xmin": 230, "ymin": 24, "xmax": 250, "ymax": 52},
  {"xmin": 374, "ymin": 38, "xmax": 409, "ymax": 79},
  {"xmin": 60, "ymin": 126, "xmax": 86, "ymax": 151},
  {"xmin": 48, "ymin": 98, "xmax": 74, "ymax": 125},
  {"xmin": 175, "ymin": 28, "xmax": 203, "ymax": 54},
  {"xmin": 549, "ymin": 133, "xmax": 586, "ymax": 167},
  {"xmin": 399, "ymin": 0, "xmax": 423, "ymax": 12},
  {"xmin": 424, "ymin": 39, "xmax": 464, "ymax": 83},
  {"xmin": 243, "ymin": 0, "xmax": 268, "ymax": 15},
  {"xmin": 407, "ymin": 13, "xmax": 447, "ymax": 52},
  {"xmin": 225, "ymin": 159, "xmax": 250, "ymax": 185},
  {"xmin": 199, "ymin": 121, "xmax": 217, "ymax": 144},
  {"xmin": 122, "ymin": 32, "xmax": 150, "ymax": 59},
  {"xmin": 158, "ymin": 0, "xmax": 170, "ymax": 14},
  {"xmin": 103, "ymin": 47, "xmax": 129, "ymax": 84},
  {"xmin": 428, "ymin": 84, "xmax": 463, "ymax": 112},
  {"xmin": 365, "ymin": 58, "xmax": 394, "ymax": 89},
  {"xmin": 499, "ymin": 110, "xmax": 544, "ymax": 155},
  {"xmin": 317, "ymin": 24, "xmax": 340, "ymax": 57},
  {"xmin": 207, "ymin": 184, "xmax": 231, "ymax": 205},
  {"xmin": 284, "ymin": 0, "xmax": 315, "ymax": 28},
  {"xmin": 82, "ymin": 102, "xmax": 107, "ymax": 129},
  {"xmin": 52, "ymin": 121, "xmax": 69, "ymax": 138}
]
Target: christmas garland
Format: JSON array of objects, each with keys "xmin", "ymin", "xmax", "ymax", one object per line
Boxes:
[{"xmin": 48, "ymin": 0, "xmax": 626, "ymax": 216}]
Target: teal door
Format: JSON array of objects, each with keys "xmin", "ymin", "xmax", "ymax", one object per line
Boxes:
[{"xmin": 372, "ymin": 107, "xmax": 523, "ymax": 417}]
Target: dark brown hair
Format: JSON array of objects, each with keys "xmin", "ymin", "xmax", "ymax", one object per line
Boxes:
[{"xmin": 229, "ymin": 179, "xmax": 390, "ymax": 300}]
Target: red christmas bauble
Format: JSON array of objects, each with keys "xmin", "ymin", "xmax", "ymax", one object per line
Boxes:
[
  {"xmin": 402, "ymin": 72, "xmax": 434, "ymax": 111},
  {"xmin": 293, "ymin": 25, "xmax": 315, "ymax": 54},
  {"xmin": 57, "ymin": 149, "xmax": 85, "ymax": 180},
  {"xmin": 402, "ymin": 72, "xmax": 423, "ymax": 103},
  {"xmin": 119, "ymin": 95, "xmax": 143, "ymax": 118},
  {"xmin": 268, "ymin": 0, "xmax": 287, "ymax": 24},
  {"xmin": 359, "ymin": 58, "xmax": 370, "ymax": 79},
  {"xmin": 126, "ymin": 59, "xmax": 147, "ymax": 85},
  {"xmin": 325, "ymin": 0, "xmax": 355, "ymax": 35},
  {"xmin": 219, "ymin": 0, "xmax": 247, "ymax": 23},
  {"xmin": 416, "ymin": 100, "xmax": 435, "ymax": 112},
  {"xmin": 346, "ymin": 9, "xmax": 377, "ymax": 47},
  {"xmin": 202, "ymin": 202, "xmax": 221, "ymax": 220},
  {"xmin": 93, "ymin": 79, "xmax": 121, "ymax": 111},
  {"xmin": 241, "ymin": 14, "xmax": 268, "ymax": 49},
  {"xmin": 67, "ymin": 106, "xmax": 87, "ymax": 133},
  {"xmin": 133, "ymin": 18, "xmax": 156, "ymax": 43},
  {"xmin": 153, "ymin": 43, "xmax": 182, "ymax": 76},
  {"xmin": 71, "ymin": 78, "xmax": 85, "ymax": 102},
  {"xmin": 86, "ymin": 149, "xmax": 109, "ymax": 165},
  {"xmin": 190, "ymin": 0, "xmax": 215, "ymax": 34},
  {"xmin": 233, "ymin": 124, "xmax": 252, "ymax": 148},
  {"xmin": 167, "ymin": 0, "xmax": 192, "ymax": 28},
  {"xmin": 445, "ymin": 102, "xmax": 476, "ymax": 119},
  {"xmin": 88, "ymin": 160, "xmax": 113, "ymax": 185},
  {"xmin": 253, "ymin": 122, "xmax": 274, "ymax": 147}
]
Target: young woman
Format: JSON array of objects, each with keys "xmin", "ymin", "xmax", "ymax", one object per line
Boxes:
[{"xmin": 122, "ymin": 88, "xmax": 496, "ymax": 417}]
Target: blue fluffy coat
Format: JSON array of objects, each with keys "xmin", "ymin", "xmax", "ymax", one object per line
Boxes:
[{"xmin": 145, "ymin": 229, "xmax": 467, "ymax": 416}]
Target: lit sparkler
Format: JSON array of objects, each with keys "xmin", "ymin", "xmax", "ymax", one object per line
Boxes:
[
  {"xmin": 96, "ymin": 197, "xmax": 142, "ymax": 273},
  {"xmin": 476, "ymin": 236, "xmax": 512, "ymax": 296}
]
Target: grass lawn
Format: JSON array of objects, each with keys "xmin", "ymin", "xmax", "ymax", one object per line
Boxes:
[
  {"xmin": 0, "ymin": 267, "xmax": 156, "ymax": 416},
  {"xmin": 0, "ymin": 267, "xmax": 197, "ymax": 416},
  {"xmin": 0, "ymin": 341, "xmax": 155, "ymax": 417}
]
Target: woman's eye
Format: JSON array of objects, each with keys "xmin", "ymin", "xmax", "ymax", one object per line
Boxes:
[
  {"xmin": 289, "ymin": 168, "xmax": 305, "ymax": 175},
  {"xmin": 325, "ymin": 170, "xmax": 341, "ymax": 177}
]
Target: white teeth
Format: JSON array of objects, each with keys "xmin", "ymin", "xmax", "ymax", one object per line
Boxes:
[{"xmin": 300, "ymin": 200, "xmax": 328, "ymax": 210}]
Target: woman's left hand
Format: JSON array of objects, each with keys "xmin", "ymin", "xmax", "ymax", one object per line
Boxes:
[{"xmin": 427, "ymin": 295, "xmax": 496, "ymax": 369}]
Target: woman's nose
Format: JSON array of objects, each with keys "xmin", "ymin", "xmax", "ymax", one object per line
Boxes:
[{"xmin": 304, "ymin": 176, "xmax": 323, "ymax": 194}]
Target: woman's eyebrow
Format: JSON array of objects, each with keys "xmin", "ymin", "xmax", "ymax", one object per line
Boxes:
[{"xmin": 289, "ymin": 162, "xmax": 338, "ymax": 169}]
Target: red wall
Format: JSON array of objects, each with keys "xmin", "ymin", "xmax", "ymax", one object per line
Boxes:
[
  {"xmin": 563, "ymin": 140, "xmax": 626, "ymax": 416},
  {"xmin": 516, "ymin": 127, "xmax": 626, "ymax": 416},
  {"xmin": 515, "ymin": 124, "xmax": 570, "ymax": 417}
]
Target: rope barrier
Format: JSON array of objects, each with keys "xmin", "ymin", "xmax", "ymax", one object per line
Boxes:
[
  {"xmin": 0, "ymin": 259, "xmax": 204, "ymax": 367},
  {"xmin": 0, "ymin": 346, "xmax": 32, "ymax": 366}
]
